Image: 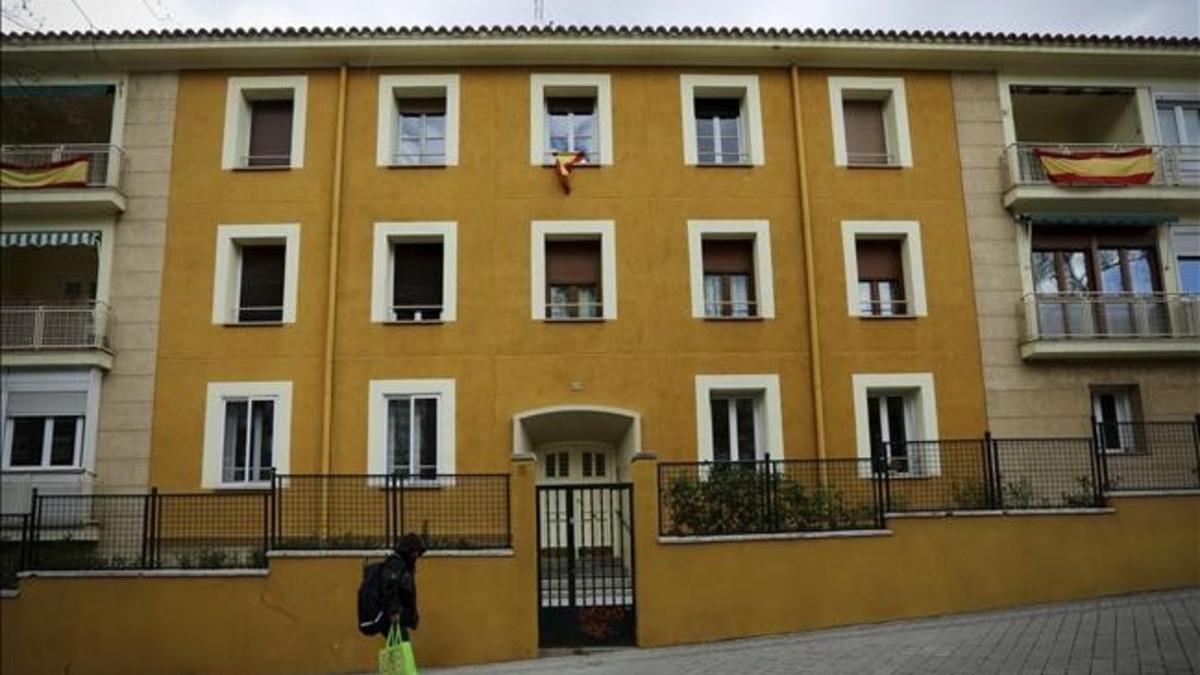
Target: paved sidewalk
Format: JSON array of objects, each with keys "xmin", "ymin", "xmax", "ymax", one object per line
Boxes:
[{"xmin": 426, "ymin": 588, "xmax": 1200, "ymax": 675}]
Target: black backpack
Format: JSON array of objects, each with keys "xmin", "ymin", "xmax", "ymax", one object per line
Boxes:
[{"xmin": 357, "ymin": 554, "xmax": 413, "ymax": 636}]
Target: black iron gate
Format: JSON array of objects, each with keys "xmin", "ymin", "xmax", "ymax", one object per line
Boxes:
[{"xmin": 536, "ymin": 483, "xmax": 636, "ymax": 648}]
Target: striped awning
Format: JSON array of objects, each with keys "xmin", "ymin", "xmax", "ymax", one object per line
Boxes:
[
  {"xmin": 1016, "ymin": 213, "xmax": 1179, "ymax": 227},
  {"xmin": 0, "ymin": 230, "xmax": 102, "ymax": 247}
]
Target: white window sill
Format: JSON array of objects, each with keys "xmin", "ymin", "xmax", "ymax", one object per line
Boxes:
[
  {"xmin": 212, "ymin": 482, "xmax": 272, "ymax": 491},
  {"xmin": 844, "ymin": 163, "xmax": 904, "ymax": 170},
  {"xmin": 385, "ymin": 163, "xmax": 449, "ymax": 170},
  {"xmin": 701, "ymin": 315, "xmax": 765, "ymax": 322},
  {"xmin": 231, "ymin": 165, "xmax": 295, "ymax": 172},
  {"xmin": 856, "ymin": 314, "xmax": 918, "ymax": 321},
  {"xmin": 542, "ymin": 317, "xmax": 608, "ymax": 324},
  {"xmin": 20, "ymin": 569, "xmax": 269, "ymax": 579},
  {"xmin": 268, "ymin": 548, "xmax": 514, "ymax": 558},
  {"xmin": 1, "ymin": 466, "xmax": 90, "ymax": 474},
  {"xmin": 383, "ymin": 319, "xmax": 447, "ymax": 326},
  {"xmin": 660, "ymin": 529, "xmax": 891, "ymax": 545},
  {"xmin": 694, "ymin": 162, "xmax": 754, "ymax": 168}
]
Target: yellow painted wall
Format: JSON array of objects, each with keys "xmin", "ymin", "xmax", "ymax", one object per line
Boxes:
[
  {"xmin": 153, "ymin": 65, "xmax": 985, "ymax": 486},
  {"xmin": 797, "ymin": 70, "xmax": 988, "ymax": 454},
  {"xmin": 629, "ymin": 459, "xmax": 1199, "ymax": 647},
  {"xmin": 4, "ymin": 461, "xmax": 1196, "ymax": 674}
]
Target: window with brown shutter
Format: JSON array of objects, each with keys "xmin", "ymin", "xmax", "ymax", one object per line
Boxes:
[
  {"xmin": 702, "ymin": 239, "xmax": 757, "ymax": 318},
  {"xmin": 247, "ymin": 99, "xmax": 293, "ymax": 167},
  {"xmin": 395, "ymin": 97, "xmax": 447, "ymax": 166},
  {"xmin": 842, "ymin": 99, "xmax": 889, "ymax": 166},
  {"xmin": 392, "ymin": 242, "xmax": 444, "ymax": 322},
  {"xmin": 545, "ymin": 239, "xmax": 602, "ymax": 319},
  {"xmin": 856, "ymin": 239, "xmax": 907, "ymax": 316},
  {"xmin": 238, "ymin": 245, "xmax": 286, "ymax": 322},
  {"xmin": 694, "ymin": 97, "xmax": 744, "ymax": 165}
]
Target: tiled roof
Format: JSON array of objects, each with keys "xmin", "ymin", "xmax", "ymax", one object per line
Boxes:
[{"xmin": 2, "ymin": 25, "xmax": 1197, "ymax": 48}]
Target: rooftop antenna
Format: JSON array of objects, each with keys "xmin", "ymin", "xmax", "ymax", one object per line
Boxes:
[{"xmin": 534, "ymin": 0, "xmax": 545, "ymax": 25}]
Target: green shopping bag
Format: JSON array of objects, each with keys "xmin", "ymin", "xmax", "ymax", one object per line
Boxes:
[{"xmin": 378, "ymin": 624, "xmax": 419, "ymax": 675}]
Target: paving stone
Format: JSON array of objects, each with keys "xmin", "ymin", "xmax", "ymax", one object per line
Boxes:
[{"xmin": 424, "ymin": 589, "xmax": 1200, "ymax": 675}]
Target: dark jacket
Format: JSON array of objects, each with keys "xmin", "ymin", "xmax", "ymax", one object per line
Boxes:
[{"xmin": 390, "ymin": 533, "xmax": 426, "ymax": 630}]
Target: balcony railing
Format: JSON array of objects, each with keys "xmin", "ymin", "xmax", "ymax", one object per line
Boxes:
[
  {"xmin": 0, "ymin": 301, "xmax": 112, "ymax": 351},
  {"xmin": 1003, "ymin": 143, "xmax": 1200, "ymax": 188},
  {"xmin": 1, "ymin": 143, "xmax": 124, "ymax": 190},
  {"xmin": 1022, "ymin": 293, "xmax": 1200, "ymax": 342}
]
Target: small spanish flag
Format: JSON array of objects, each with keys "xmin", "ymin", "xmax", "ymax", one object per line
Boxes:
[
  {"xmin": 553, "ymin": 151, "xmax": 586, "ymax": 194},
  {"xmin": 1, "ymin": 157, "xmax": 91, "ymax": 189},
  {"xmin": 1033, "ymin": 147, "xmax": 1155, "ymax": 186}
]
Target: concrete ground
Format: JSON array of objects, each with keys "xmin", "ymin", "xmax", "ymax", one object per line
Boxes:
[{"xmin": 425, "ymin": 588, "xmax": 1200, "ymax": 675}]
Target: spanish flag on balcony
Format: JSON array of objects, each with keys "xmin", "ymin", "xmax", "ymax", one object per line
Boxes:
[
  {"xmin": 0, "ymin": 157, "xmax": 90, "ymax": 189},
  {"xmin": 1033, "ymin": 147, "xmax": 1155, "ymax": 186},
  {"xmin": 553, "ymin": 151, "xmax": 586, "ymax": 194}
]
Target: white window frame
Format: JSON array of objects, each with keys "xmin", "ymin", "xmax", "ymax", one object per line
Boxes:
[
  {"xmin": 680, "ymin": 74, "xmax": 765, "ymax": 166},
  {"xmin": 0, "ymin": 369, "xmax": 101, "ymax": 474},
  {"xmin": 370, "ymin": 222, "xmax": 457, "ymax": 324},
  {"xmin": 827, "ymin": 76, "xmax": 913, "ymax": 168},
  {"xmin": 531, "ymin": 220, "xmax": 617, "ymax": 321},
  {"xmin": 852, "ymin": 373, "xmax": 939, "ymax": 476},
  {"xmin": 529, "ymin": 74, "xmax": 613, "ymax": 166},
  {"xmin": 367, "ymin": 379, "xmax": 456, "ymax": 476},
  {"xmin": 840, "ymin": 221, "xmax": 927, "ymax": 318},
  {"xmin": 212, "ymin": 224, "xmax": 301, "ymax": 326},
  {"xmin": 694, "ymin": 374, "xmax": 783, "ymax": 462},
  {"xmin": 221, "ymin": 75, "xmax": 308, "ymax": 170},
  {"xmin": 1091, "ymin": 386, "xmax": 1139, "ymax": 453},
  {"xmin": 202, "ymin": 381, "xmax": 292, "ymax": 489},
  {"xmin": 687, "ymin": 220, "xmax": 775, "ymax": 319},
  {"xmin": 376, "ymin": 74, "xmax": 460, "ymax": 168},
  {"xmin": 1171, "ymin": 224, "xmax": 1200, "ymax": 294},
  {"xmin": 3, "ymin": 416, "xmax": 84, "ymax": 470}
]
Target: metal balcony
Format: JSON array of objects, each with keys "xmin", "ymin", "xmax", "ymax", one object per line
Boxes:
[
  {"xmin": 0, "ymin": 301, "xmax": 112, "ymax": 352},
  {"xmin": 1020, "ymin": 293, "xmax": 1200, "ymax": 360},
  {"xmin": 1001, "ymin": 143, "xmax": 1200, "ymax": 211},
  {"xmin": 0, "ymin": 143, "xmax": 127, "ymax": 214}
]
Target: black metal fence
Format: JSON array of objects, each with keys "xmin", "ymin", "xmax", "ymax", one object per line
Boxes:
[
  {"xmin": 1, "ymin": 513, "xmax": 30, "ymax": 589},
  {"xmin": 1095, "ymin": 421, "xmax": 1200, "ymax": 492},
  {"xmin": 273, "ymin": 474, "xmax": 511, "ymax": 551},
  {"xmin": 881, "ymin": 436, "xmax": 1104, "ymax": 513},
  {"xmin": 7, "ymin": 472, "xmax": 510, "ymax": 576},
  {"xmin": 658, "ymin": 458, "xmax": 885, "ymax": 537}
]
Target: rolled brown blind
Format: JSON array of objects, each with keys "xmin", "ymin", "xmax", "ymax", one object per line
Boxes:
[
  {"xmin": 397, "ymin": 97, "xmax": 446, "ymax": 115},
  {"xmin": 702, "ymin": 239, "xmax": 753, "ymax": 274},
  {"xmin": 248, "ymin": 99, "xmax": 294, "ymax": 166},
  {"xmin": 393, "ymin": 242, "xmax": 443, "ymax": 306},
  {"xmin": 239, "ymin": 245, "xmax": 286, "ymax": 308},
  {"xmin": 694, "ymin": 98, "xmax": 741, "ymax": 120},
  {"xmin": 546, "ymin": 240, "xmax": 601, "ymax": 286},
  {"xmin": 856, "ymin": 240, "xmax": 903, "ymax": 281},
  {"xmin": 843, "ymin": 99, "xmax": 887, "ymax": 164},
  {"xmin": 546, "ymin": 97, "xmax": 595, "ymax": 115}
]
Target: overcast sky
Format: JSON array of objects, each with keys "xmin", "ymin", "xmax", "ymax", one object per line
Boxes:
[{"xmin": 2, "ymin": 0, "xmax": 1197, "ymax": 38}]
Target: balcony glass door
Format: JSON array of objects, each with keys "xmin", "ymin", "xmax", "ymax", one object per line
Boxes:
[
  {"xmin": 1033, "ymin": 249, "xmax": 1091, "ymax": 335},
  {"xmin": 1157, "ymin": 100, "xmax": 1200, "ymax": 183},
  {"xmin": 1098, "ymin": 248, "xmax": 1162, "ymax": 336}
]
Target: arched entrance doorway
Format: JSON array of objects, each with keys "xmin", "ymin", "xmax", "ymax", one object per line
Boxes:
[{"xmin": 513, "ymin": 405, "xmax": 638, "ymax": 648}]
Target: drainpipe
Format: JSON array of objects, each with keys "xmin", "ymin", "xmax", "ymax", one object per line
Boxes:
[
  {"xmin": 789, "ymin": 65, "xmax": 827, "ymax": 462},
  {"xmin": 320, "ymin": 65, "xmax": 349, "ymax": 533}
]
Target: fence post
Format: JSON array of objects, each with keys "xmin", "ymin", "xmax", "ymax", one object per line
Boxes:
[
  {"xmin": 269, "ymin": 470, "xmax": 279, "ymax": 550},
  {"xmin": 262, "ymin": 475, "xmax": 271, "ymax": 561},
  {"xmin": 981, "ymin": 433, "xmax": 995, "ymax": 509},
  {"xmin": 1091, "ymin": 415, "xmax": 1111, "ymax": 492},
  {"xmin": 1192, "ymin": 415, "xmax": 1200, "ymax": 489},
  {"xmin": 27, "ymin": 488, "xmax": 39, "ymax": 570},
  {"xmin": 141, "ymin": 488, "xmax": 156, "ymax": 569},
  {"xmin": 989, "ymin": 434, "xmax": 1004, "ymax": 510}
]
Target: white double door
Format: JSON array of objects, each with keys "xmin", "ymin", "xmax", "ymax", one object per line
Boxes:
[{"xmin": 537, "ymin": 443, "xmax": 617, "ymax": 553}]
